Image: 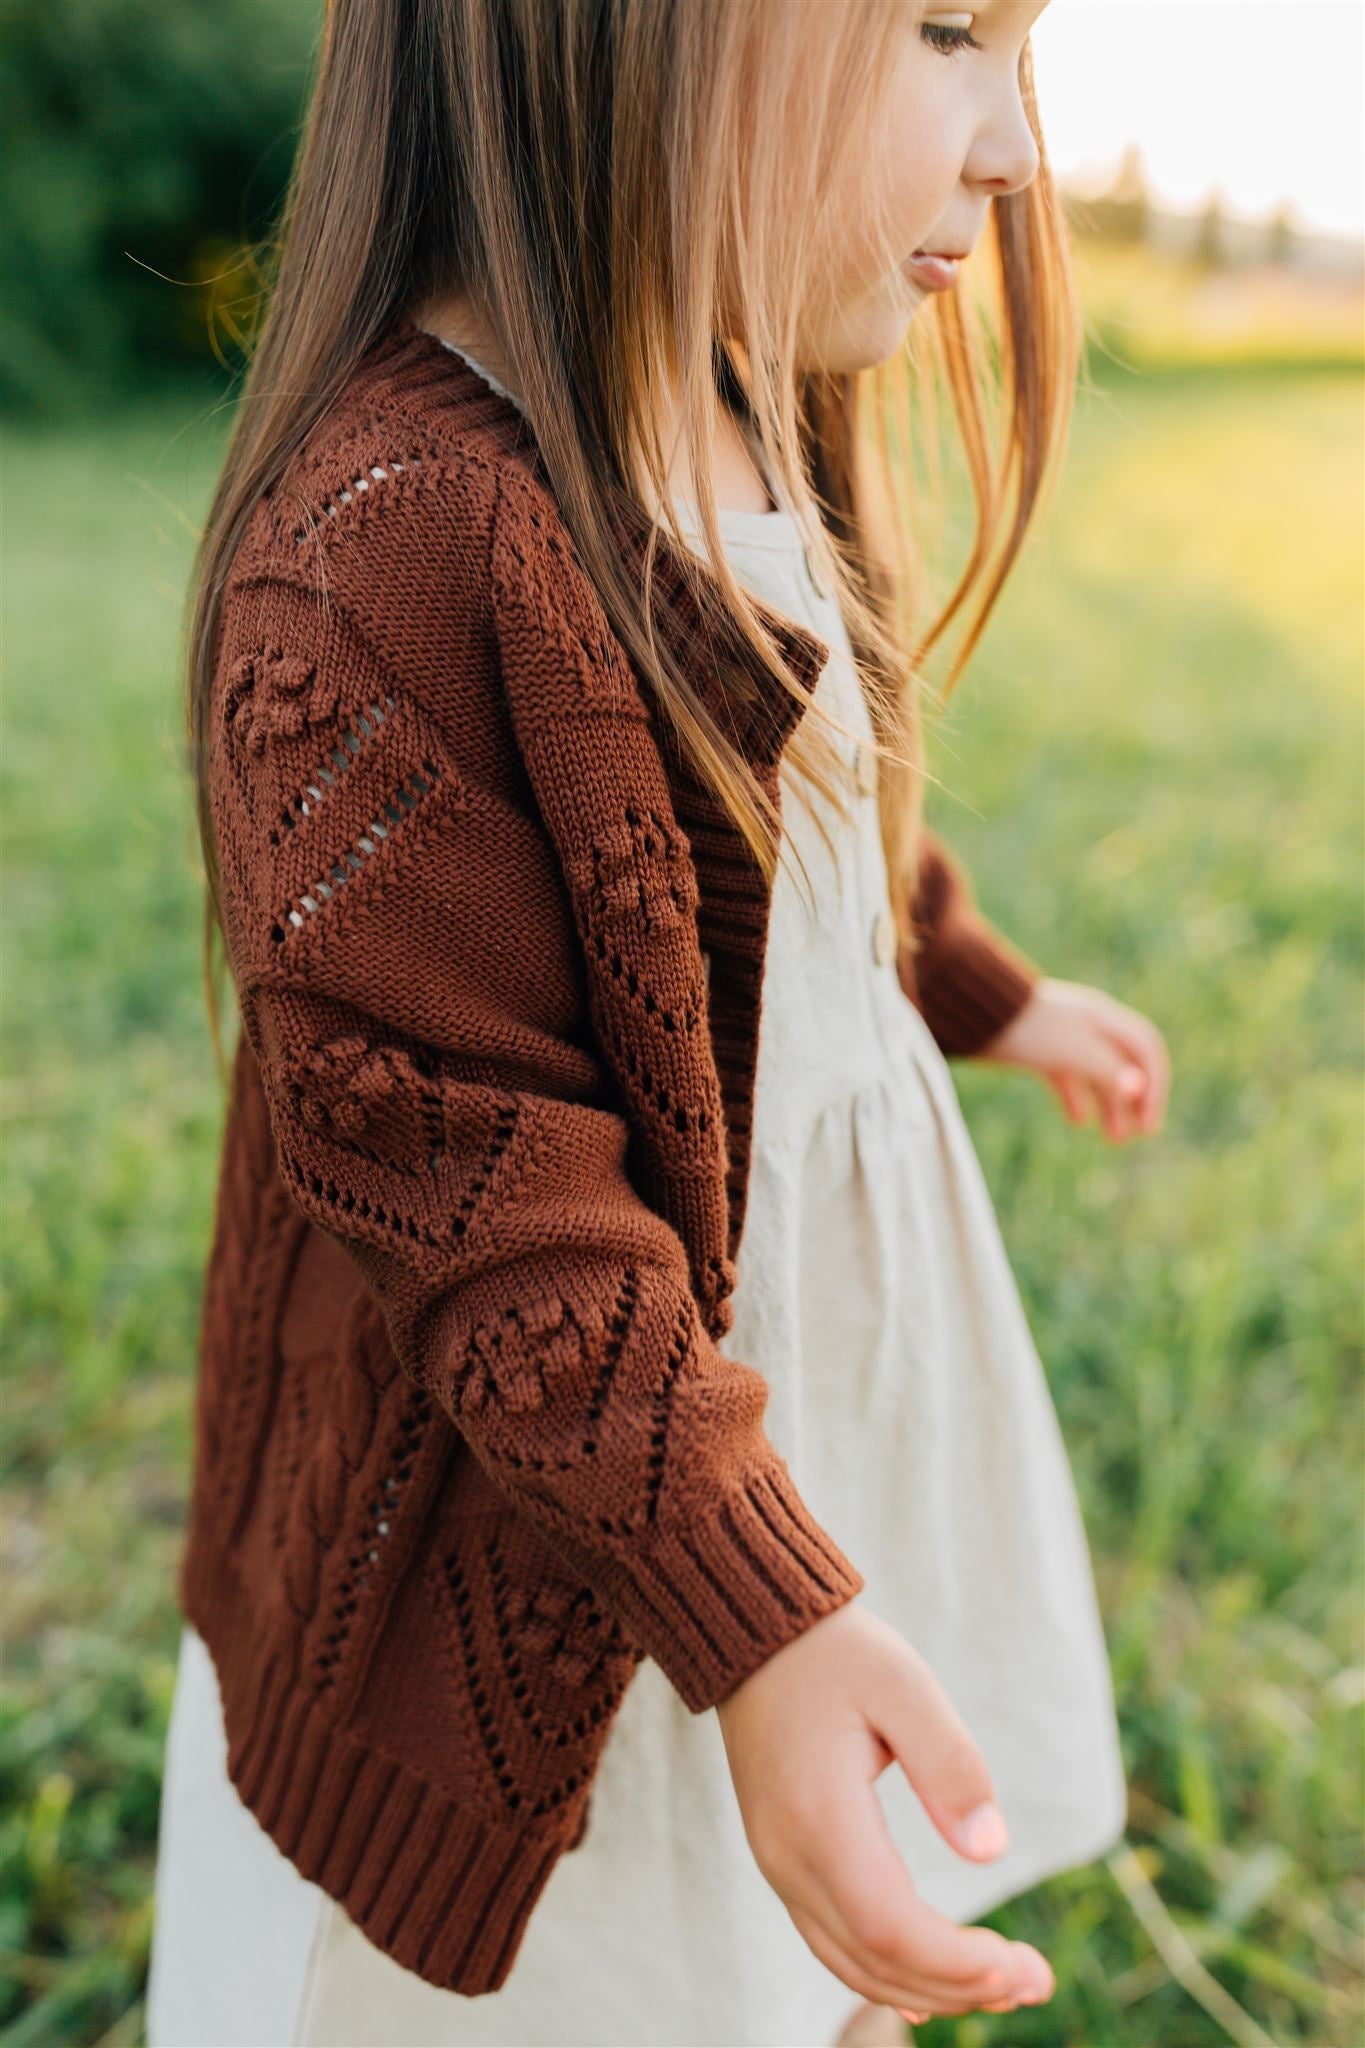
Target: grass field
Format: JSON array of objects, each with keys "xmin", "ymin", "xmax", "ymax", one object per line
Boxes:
[{"xmin": 3, "ymin": 345, "xmax": 1361, "ymax": 2046}]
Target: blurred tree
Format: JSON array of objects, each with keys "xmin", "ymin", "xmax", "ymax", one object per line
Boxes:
[
  {"xmin": 1195, "ymin": 185, "xmax": 1228, "ymax": 269},
  {"xmin": 1, "ymin": 0, "xmax": 319, "ymax": 418},
  {"xmin": 1266, "ymin": 198, "xmax": 1297, "ymax": 267},
  {"xmin": 1108, "ymin": 142, "xmax": 1150, "ymax": 245}
]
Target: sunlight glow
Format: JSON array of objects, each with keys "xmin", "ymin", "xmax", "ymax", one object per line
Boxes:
[{"xmin": 1030, "ymin": 0, "xmax": 1364, "ymax": 241}]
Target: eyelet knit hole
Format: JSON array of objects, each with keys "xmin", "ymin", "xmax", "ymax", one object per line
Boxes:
[
  {"xmin": 313, "ymin": 1385, "xmax": 434, "ymax": 1695},
  {"xmin": 291, "ymin": 454, "xmax": 426, "ymax": 544},
  {"xmin": 272, "ymin": 758, "xmax": 440, "ymax": 939}
]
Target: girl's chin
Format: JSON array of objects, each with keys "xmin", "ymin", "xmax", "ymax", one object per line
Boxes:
[{"xmin": 800, "ymin": 287, "xmax": 929, "ymax": 376}]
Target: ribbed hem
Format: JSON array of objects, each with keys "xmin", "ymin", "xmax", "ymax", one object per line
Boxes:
[
  {"xmin": 909, "ymin": 916, "xmax": 1040, "ymax": 1059},
  {"xmin": 580, "ymin": 1454, "xmax": 866, "ymax": 1713},
  {"xmin": 178, "ymin": 1524, "xmax": 576, "ymax": 1997}
]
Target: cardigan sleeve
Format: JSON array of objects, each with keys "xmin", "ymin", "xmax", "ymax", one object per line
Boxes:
[
  {"xmin": 898, "ymin": 827, "xmax": 1041, "ymax": 1057},
  {"xmin": 207, "ymin": 567, "xmax": 863, "ymax": 1717}
]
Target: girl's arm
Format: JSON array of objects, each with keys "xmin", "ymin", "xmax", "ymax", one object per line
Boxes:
[
  {"xmin": 900, "ymin": 828, "xmax": 1042, "ymax": 1056},
  {"xmin": 907, "ymin": 835, "xmax": 1170, "ymax": 1137},
  {"xmin": 208, "ymin": 503, "xmax": 864, "ymax": 1717}
]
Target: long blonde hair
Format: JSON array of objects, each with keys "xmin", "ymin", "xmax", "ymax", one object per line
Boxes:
[{"xmin": 185, "ymin": 0, "xmax": 1081, "ymax": 1075}]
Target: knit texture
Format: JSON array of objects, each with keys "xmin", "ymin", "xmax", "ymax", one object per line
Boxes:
[{"xmin": 179, "ymin": 315, "xmax": 1041, "ymax": 1996}]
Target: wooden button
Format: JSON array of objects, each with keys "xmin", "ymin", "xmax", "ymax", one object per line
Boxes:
[
  {"xmin": 700, "ymin": 948, "xmax": 712, "ymax": 986},
  {"xmin": 872, "ymin": 908, "xmax": 898, "ymax": 965},
  {"xmin": 854, "ymin": 740, "xmax": 878, "ymax": 796}
]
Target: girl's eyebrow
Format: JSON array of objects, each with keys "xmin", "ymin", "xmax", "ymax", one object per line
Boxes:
[{"xmin": 964, "ymin": 0, "xmax": 1051, "ymax": 22}]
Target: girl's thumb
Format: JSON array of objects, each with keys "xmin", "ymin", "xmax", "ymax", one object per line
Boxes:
[
  {"xmin": 921, "ymin": 1783, "xmax": 1010, "ymax": 1862},
  {"xmin": 954, "ymin": 1799, "xmax": 1010, "ymax": 1857},
  {"xmin": 875, "ymin": 1656, "xmax": 1011, "ymax": 1863}
]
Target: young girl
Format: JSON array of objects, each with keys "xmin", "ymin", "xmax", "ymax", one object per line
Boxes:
[{"xmin": 147, "ymin": 3, "xmax": 1169, "ymax": 2043}]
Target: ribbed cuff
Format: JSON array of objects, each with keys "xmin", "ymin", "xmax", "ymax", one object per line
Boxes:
[
  {"xmin": 908, "ymin": 914, "xmax": 1041, "ymax": 1059},
  {"xmin": 582, "ymin": 1454, "xmax": 866, "ymax": 1713}
]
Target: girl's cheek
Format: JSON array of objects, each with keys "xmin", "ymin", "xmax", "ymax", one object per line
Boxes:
[
  {"xmin": 842, "ymin": 150, "xmax": 954, "ymax": 304},
  {"xmin": 811, "ymin": 50, "xmax": 964, "ymax": 326},
  {"xmin": 854, "ymin": 88, "xmax": 963, "ymax": 288}
]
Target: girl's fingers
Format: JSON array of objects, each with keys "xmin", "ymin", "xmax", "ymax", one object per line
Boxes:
[
  {"xmin": 1097, "ymin": 1063, "xmax": 1146, "ymax": 1142},
  {"xmin": 1051, "ymin": 1072, "xmax": 1092, "ymax": 1124},
  {"xmin": 785, "ymin": 1896, "xmax": 960, "ymax": 2016},
  {"xmin": 1059, "ymin": 1013, "xmax": 1165, "ymax": 1143},
  {"xmin": 782, "ymin": 1791, "xmax": 1050, "ymax": 2012},
  {"xmin": 1024, "ymin": 985, "xmax": 1171, "ymax": 1139},
  {"xmin": 1053, "ymin": 1062, "xmax": 1152, "ymax": 1144},
  {"xmin": 785, "ymin": 1895, "xmax": 1023, "ymax": 2021},
  {"xmin": 1095, "ymin": 1003, "xmax": 1170, "ymax": 1130}
]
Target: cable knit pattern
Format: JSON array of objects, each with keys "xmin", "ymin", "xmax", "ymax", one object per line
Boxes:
[{"xmin": 178, "ymin": 316, "xmax": 1040, "ymax": 1997}]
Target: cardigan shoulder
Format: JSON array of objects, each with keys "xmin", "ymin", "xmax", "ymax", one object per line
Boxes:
[
  {"xmin": 224, "ymin": 384, "xmax": 652, "ymax": 771},
  {"xmin": 210, "ymin": 418, "xmax": 598, "ymax": 1054}
]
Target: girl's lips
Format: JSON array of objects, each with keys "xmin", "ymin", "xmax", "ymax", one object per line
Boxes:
[{"xmin": 903, "ymin": 249, "xmax": 961, "ymax": 291}]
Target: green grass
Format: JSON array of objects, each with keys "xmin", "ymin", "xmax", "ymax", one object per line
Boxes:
[{"xmin": 3, "ymin": 354, "xmax": 1361, "ymax": 2046}]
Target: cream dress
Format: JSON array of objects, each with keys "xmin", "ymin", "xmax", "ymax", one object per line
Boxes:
[{"xmin": 146, "ymin": 344, "xmax": 1128, "ymax": 2048}]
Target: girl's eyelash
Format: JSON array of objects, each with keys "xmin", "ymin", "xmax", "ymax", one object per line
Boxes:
[{"xmin": 921, "ymin": 20, "xmax": 985, "ymax": 56}]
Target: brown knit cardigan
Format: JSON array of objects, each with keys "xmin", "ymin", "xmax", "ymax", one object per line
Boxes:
[{"xmin": 179, "ymin": 315, "xmax": 1041, "ymax": 1995}]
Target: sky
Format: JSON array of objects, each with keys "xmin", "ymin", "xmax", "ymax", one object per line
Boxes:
[{"xmin": 1028, "ymin": 0, "xmax": 1364, "ymax": 241}]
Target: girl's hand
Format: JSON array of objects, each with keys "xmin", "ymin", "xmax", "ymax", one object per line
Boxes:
[
  {"xmin": 976, "ymin": 976, "xmax": 1170, "ymax": 1142},
  {"xmin": 715, "ymin": 1601, "xmax": 1057, "ymax": 2024}
]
